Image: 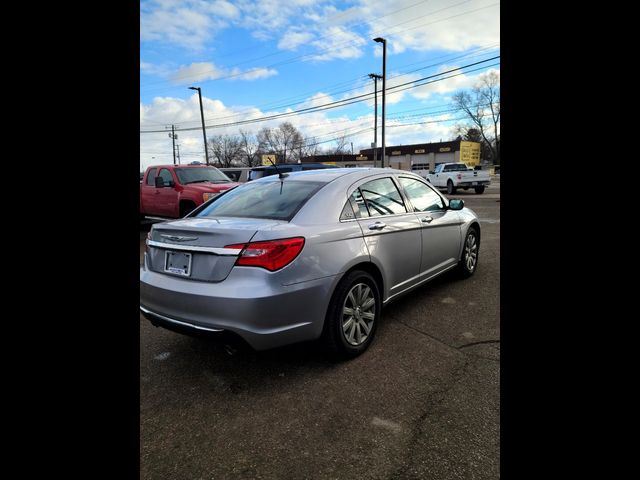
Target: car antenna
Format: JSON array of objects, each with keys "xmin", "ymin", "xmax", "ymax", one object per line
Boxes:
[{"xmin": 268, "ymin": 157, "xmax": 288, "ymax": 180}]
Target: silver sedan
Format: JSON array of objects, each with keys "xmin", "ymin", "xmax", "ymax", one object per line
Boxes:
[{"xmin": 140, "ymin": 168, "xmax": 480, "ymax": 358}]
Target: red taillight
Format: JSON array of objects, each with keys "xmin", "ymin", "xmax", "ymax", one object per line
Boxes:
[{"xmin": 225, "ymin": 237, "xmax": 305, "ymax": 272}]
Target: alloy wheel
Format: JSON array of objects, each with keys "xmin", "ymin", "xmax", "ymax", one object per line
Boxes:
[
  {"xmin": 342, "ymin": 283, "xmax": 376, "ymax": 346},
  {"xmin": 464, "ymin": 232, "xmax": 478, "ymax": 272}
]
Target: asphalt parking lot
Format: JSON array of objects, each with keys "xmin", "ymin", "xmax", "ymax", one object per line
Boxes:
[{"xmin": 139, "ymin": 178, "xmax": 500, "ymax": 480}]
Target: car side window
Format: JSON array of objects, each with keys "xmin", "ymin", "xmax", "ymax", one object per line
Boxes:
[
  {"xmin": 345, "ymin": 189, "xmax": 369, "ymax": 218},
  {"xmin": 146, "ymin": 168, "xmax": 157, "ymax": 186},
  {"xmin": 359, "ymin": 177, "xmax": 407, "ymax": 216},
  {"xmin": 158, "ymin": 168, "xmax": 173, "ymax": 185},
  {"xmin": 340, "ymin": 199, "xmax": 356, "ymax": 221},
  {"xmin": 399, "ymin": 177, "xmax": 445, "ymax": 212}
]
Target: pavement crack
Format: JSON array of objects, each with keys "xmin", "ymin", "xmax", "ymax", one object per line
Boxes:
[
  {"xmin": 395, "ymin": 320, "xmax": 463, "ymax": 356},
  {"xmin": 458, "ymin": 339, "xmax": 500, "ymax": 349},
  {"xmin": 388, "ymin": 358, "xmax": 473, "ymax": 480}
]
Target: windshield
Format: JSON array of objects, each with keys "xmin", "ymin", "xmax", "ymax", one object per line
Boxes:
[
  {"xmin": 197, "ymin": 180, "xmax": 325, "ymax": 221},
  {"xmin": 174, "ymin": 167, "xmax": 232, "ymax": 184}
]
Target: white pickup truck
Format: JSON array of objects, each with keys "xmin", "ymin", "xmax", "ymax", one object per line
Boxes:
[{"xmin": 427, "ymin": 163, "xmax": 491, "ymax": 194}]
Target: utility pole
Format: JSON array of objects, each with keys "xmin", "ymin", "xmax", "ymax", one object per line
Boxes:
[
  {"xmin": 175, "ymin": 144, "xmax": 181, "ymax": 164},
  {"xmin": 188, "ymin": 86, "xmax": 210, "ymax": 165},
  {"xmin": 373, "ymin": 38, "xmax": 387, "ymax": 167},
  {"xmin": 368, "ymin": 73, "xmax": 382, "ymax": 167},
  {"xmin": 167, "ymin": 125, "xmax": 178, "ymax": 165}
]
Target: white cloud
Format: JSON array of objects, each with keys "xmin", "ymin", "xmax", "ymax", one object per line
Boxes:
[
  {"xmin": 140, "ymin": 61, "xmax": 171, "ymax": 77},
  {"xmin": 359, "ymin": 0, "xmax": 500, "ymax": 54},
  {"xmin": 209, "ymin": 0, "xmax": 241, "ymax": 19},
  {"xmin": 168, "ymin": 62, "xmax": 278, "ymax": 84},
  {"xmin": 141, "ymin": 1, "xmax": 225, "ymax": 50},
  {"xmin": 232, "ymin": 67, "xmax": 278, "ymax": 80},
  {"xmin": 411, "ymin": 66, "xmax": 499, "ymax": 99},
  {"xmin": 309, "ymin": 26, "xmax": 366, "ymax": 61},
  {"xmin": 278, "ymin": 31, "xmax": 314, "ymax": 51}
]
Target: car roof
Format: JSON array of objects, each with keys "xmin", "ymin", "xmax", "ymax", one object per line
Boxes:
[
  {"xmin": 145, "ymin": 164, "xmax": 218, "ymax": 169},
  {"xmin": 251, "ymin": 167, "xmax": 418, "ymax": 184}
]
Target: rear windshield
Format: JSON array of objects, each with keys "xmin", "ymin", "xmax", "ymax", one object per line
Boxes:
[
  {"xmin": 196, "ymin": 180, "xmax": 325, "ymax": 221},
  {"xmin": 174, "ymin": 167, "xmax": 232, "ymax": 184}
]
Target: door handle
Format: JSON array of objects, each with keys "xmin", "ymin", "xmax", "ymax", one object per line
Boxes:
[
  {"xmin": 421, "ymin": 216, "xmax": 433, "ymax": 223},
  {"xmin": 368, "ymin": 222, "xmax": 386, "ymax": 230}
]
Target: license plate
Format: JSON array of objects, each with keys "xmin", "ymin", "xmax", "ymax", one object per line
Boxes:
[{"xmin": 164, "ymin": 251, "xmax": 192, "ymax": 276}]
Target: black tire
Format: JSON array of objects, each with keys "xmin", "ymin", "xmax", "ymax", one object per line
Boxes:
[
  {"xmin": 474, "ymin": 186, "xmax": 485, "ymax": 194},
  {"xmin": 323, "ymin": 270, "xmax": 381, "ymax": 359},
  {"xmin": 447, "ymin": 180, "xmax": 456, "ymax": 195},
  {"xmin": 457, "ymin": 227, "xmax": 479, "ymax": 278},
  {"xmin": 180, "ymin": 202, "xmax": 196, "ymax": 218}
]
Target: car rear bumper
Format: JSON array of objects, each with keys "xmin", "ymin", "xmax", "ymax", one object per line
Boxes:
[
  {"xmin": 458, "ymin": 180, "xmax": 490, "ymax": 187},
  {"xmin": 140, "ymin": 266, "xmax": 337, "ymax": 350}
]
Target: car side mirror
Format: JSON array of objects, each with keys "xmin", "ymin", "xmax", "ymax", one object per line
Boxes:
[
  {"xmin": 449, "ymin": 199, "xmax": 464, "ymax": 210},
  {"xmin": 154, "ymin": 177, "xmax": 165, "ymax": 188}
]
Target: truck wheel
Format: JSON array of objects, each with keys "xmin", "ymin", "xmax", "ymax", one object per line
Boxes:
[
  {"xmin": 447, "ymin": 180, "xmax": 456, "ymax": 195},
  {"xmin": 474, "ymin": 186, "xmax": 485, "ymax": 194}
]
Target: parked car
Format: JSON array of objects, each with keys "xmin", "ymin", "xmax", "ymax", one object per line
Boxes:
[
  {"xmin": 140, "ymin": 167, "xmax": 481, "ymax": 358},
  {"xmin": 427, "ymin": 162, "xmax": 491, "ymax": 194},
  {"xmin": 140, "ymin": 164, "xmax": 239, "ymax": 220},
  {"xmin": 247, "ymin": 162, "xmax": 338, "ymax": 181},
  {"xmin": 219, "ymin": 167, "xmax": 251, "ymax": 183}
]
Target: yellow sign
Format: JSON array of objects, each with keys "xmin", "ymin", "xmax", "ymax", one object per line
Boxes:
[
  {"xmin": 322, "ymin": 162, "xmax": 337, "ymax": 165},
  {"xmin": 460, "ymin": 141, "xmax": 481, "ymax": 167},
  {"xmin": 391, "ymin": 150, "xmax": 401, "ymax": 155},
  {"xmin": 355, "ymin": 155, "xmax": 367, "ymax": 160},
  {"xmin": 261, "ymin": 154, "xmax": 276, "ymax": 166},
  {"xmin": 415, "ymin": 149, "xmax": 425, "ymax": 154},
  {"xmin": 439, "ymin": 147, "xmax": 451, "ymax": 152}
]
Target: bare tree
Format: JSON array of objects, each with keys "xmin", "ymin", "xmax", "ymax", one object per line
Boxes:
[
  {"xmin": 299, "ymin": 136, "xmax": 321, "ymax": 161},
  {"xmin": 239, "ymin": 130, "xmax": 260, "ymax": 167},
  {"xmin": 208, "ymin": 134, "xmax": 243, "ymax": 168},
  {"xmin": 333, "ymin": 132, "xmax": 349, "ymax": 155},
  {"xmin": 452, "ymin": 71, "xmax": 500, "ymax": 164},
  {"xmin": 256, "ymin": 122, "xmax": 305, "ymax": 163}
]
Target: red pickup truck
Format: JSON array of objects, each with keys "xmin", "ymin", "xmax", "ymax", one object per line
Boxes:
[{"xmin": 140, "ymin": 164, "xmax": 239, "ymax": 219}]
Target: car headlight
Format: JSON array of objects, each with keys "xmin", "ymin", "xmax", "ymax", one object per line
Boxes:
[{"xmin": 203, "ymin": 192, "xmax": 220, "ymax": 202}]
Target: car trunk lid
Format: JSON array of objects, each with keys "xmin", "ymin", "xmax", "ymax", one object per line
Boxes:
[{"xmin": 146, "ymin": 217, "xmax": 286, "ymax": 282}]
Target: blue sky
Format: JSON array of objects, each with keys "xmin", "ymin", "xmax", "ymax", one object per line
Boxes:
[{"xmin": 140, "ymin": 0, "xmax": 500, "ymax": 168}]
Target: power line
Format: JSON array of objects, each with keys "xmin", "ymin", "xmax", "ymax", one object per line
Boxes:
[
  {"xmin": 140, "ymin": 57, "xmax": 499, "ymax": 134},
  {"xmin": 141, "ymin": 44, "xmax": 499, "ymax": 130}
]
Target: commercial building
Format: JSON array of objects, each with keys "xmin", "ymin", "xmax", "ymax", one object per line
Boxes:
[{"xmin": 300, "ymin": 140, "xmax": 482, "ymax": 170}]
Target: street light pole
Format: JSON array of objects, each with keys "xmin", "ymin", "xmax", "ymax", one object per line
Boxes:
[
  {"xmin": 189, "ymin": 86, "xmax": 210, "ymax": 165},
  {"xmin": 373, "ymin": 37, "xmax": 386, "ymax": 168},
  {"xmin": 368, "ymin": 73, "xmax": 382, "ymax": 167}
]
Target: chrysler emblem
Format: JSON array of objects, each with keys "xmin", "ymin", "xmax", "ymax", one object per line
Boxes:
[{"xmin": 161, "ymin": 234, "xmax": 198, "ymax": 242}]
